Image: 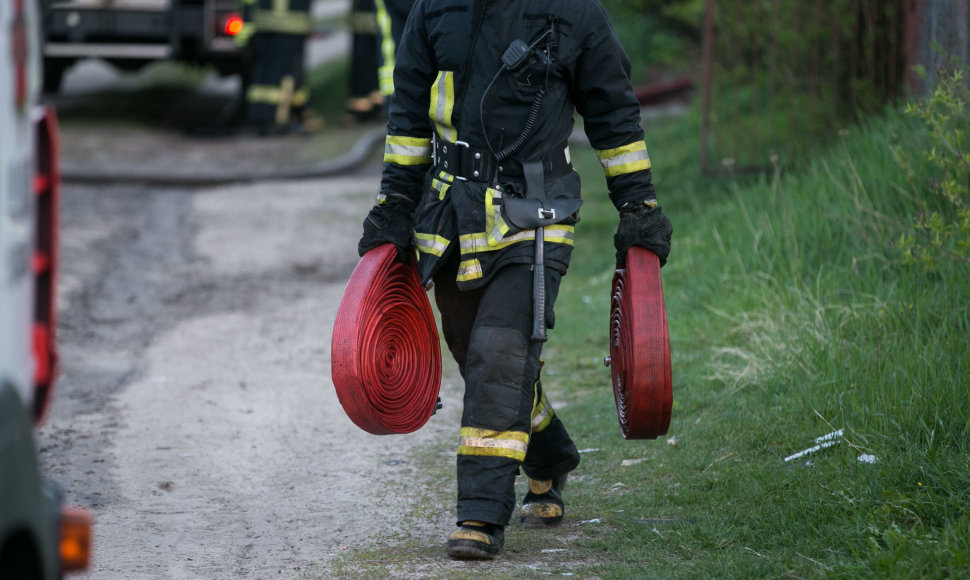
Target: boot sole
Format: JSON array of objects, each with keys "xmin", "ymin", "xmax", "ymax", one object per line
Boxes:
[
  {"xmin": 520, "ymin": 514, "xmax": 564, "ymax": 527},
  {"xmin": 520, "ymin": 501, "xmax": 564, "ymax": 527},
  {"xmin": 447, "ymin": 539, "xmax": 500, "ymax": 560}
]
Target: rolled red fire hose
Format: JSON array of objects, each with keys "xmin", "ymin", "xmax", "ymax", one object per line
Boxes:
[
  {"xmin": 331, "ymin": 244, "xmax": 442, "ymax": 435},
  {"xmin": 608, "ymin": 246, "xmax": 673, "ymax": 439}
]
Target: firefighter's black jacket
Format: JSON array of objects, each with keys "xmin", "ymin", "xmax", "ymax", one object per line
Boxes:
[{"xmin": 380, "ymin": 0, "xmax": 658, "ymax": 288}]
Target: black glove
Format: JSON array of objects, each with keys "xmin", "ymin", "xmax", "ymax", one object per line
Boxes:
[
  {"xmin": 614, "ymin": 200, "xmax": 673, "ymax": 267},
  {"xmin": 357, "ymin": 194, "xmax": 415, "ymax": 258}
]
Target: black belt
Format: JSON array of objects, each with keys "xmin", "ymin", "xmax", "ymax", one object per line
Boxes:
[{"xmin": 433, "ymin": 138, "xmax": 572, "ymax": 182}]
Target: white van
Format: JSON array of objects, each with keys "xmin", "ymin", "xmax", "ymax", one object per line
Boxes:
[{"xmin": 1, "ymin": 1, "xmax": 90, "ymax": 577}]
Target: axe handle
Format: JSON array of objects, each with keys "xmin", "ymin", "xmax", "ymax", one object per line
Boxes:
[{"xmin": 532, "ymin": 226, "xmax": 547, "ymax": 342}]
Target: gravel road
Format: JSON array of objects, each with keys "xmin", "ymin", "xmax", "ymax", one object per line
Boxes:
[{"xmin": 37, "ymin": 167, "xmax": 466, "ymax": 578}]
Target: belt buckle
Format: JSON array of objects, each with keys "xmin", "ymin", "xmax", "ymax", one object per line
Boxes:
[{"xmin": 454, "ymin": 141, "xmax": 470, "ymax": 181}]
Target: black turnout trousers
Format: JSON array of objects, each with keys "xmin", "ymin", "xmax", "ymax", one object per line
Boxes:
[{"xmin": 433, "ymin": 255, "xmax": 580, "ymax": 526}]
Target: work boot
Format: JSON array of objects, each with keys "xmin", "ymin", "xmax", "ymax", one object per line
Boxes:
[
  {"xmin": 520, "ymin": 474, "xmax": 567, "ymax": 526},
  {"xmin": 446, "ymin": 521, "xmax": 504, "ymax": 560}
]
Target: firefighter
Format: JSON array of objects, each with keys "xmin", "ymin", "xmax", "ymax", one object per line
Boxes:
[
  {"xmin": 357, "ymin": 0, "xmax": 672, "ymax": 560},
  {"xmin": 373, "ymin": 0, "xmax": 415, "ymax": 99},
  {"xmin": 346, "ymin": 0, "xmax": 384, "ymax": 123},
  {"xmin": 239, "ymin": 0, "xmax": 313, "ymax": 135},
  {"xmin": 346, "ymin": 0, "xmax": 413, "ymax": 123}
]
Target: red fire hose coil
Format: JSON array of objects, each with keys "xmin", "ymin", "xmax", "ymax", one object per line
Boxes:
[
  {"xmin": 609, "ymin": 246, "xmax": 673, "ymax": 439},
  {"xmin": 331, "ymin": 244, "xmax": 442, "ymax": 435}
]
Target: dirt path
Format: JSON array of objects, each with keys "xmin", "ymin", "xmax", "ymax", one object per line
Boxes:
[{"xmin": 38, "ymin": 171, "xmax": 465, "ymax": 578}]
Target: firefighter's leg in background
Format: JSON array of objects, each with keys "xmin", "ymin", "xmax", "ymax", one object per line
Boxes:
[
  {"xmin": 432, "ymin": 258, "xmax": 580, "ymax": 529},
  {"xmin": 373, "ymin": 0, "xmax": 415, "ymax": 102},
  {"xmin": 346, "ymin": 0, "xmax": 383, "ymax": 124},
  {"xmin": 245, "ymin": 32, "xmax": 310, "ymax": 135}
]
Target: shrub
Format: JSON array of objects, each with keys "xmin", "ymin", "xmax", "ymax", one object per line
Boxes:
[{"xmin": 895, "ymin": 62, "xmax": 970, "ymax": 270}]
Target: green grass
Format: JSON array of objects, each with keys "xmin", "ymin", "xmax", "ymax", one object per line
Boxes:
[
  {"xmin": 323, "ymin": 101, "xmax": 969, "ymax": 577},
  {"xmin": 551, "ymin": 105, "xmax": 969, "ymax": 577}
]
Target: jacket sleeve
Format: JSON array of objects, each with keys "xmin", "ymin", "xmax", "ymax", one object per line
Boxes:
[
  {"xmin": 379, "ymin": 0, "xmax": 437, "ymax": 209},
  {"xmin": 570, "ymin": 4, "xmax": 656, "ymax": 211}
]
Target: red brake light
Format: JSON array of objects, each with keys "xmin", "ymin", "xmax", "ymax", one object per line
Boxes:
[
  {"xmin": 32, "ymin": 107, "xmax": 61, "ymax": 425},
  {"xmin": 12, "ymin": 0, "xmax": 28, "ymax": 109},
  {"xmin": 223, "ymin": 14, "xmax": 244, "ymax": 36}
]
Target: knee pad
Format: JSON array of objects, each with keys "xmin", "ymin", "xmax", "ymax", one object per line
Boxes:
[{"xmin": 464, "ymin": 325, "xmax": 530, "ymax": 430}]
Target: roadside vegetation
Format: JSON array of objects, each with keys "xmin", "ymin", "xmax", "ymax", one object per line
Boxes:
[
  {"xmin": 551, "ymin": 63, "xmax": 970, "ymax": 579},
  {"xmin": 320, "ymin": 64, "xmax": 969, "ymax": 578}
]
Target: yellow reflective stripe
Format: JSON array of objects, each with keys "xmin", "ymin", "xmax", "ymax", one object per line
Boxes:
[
  {"xmin": 458, "ymin": 427, "xmax": 529, "ymax": 461},
  {"xmin": 374, "ymin": 0, "xmax": 395, "ymax": 95},
  {"xmin": 430, "ymin": 71, "xmax": 457, "ymax": 142},
  {"xmin": 252, "ymin": 10, "xmax": 312, "ymax": 34},
  {"xmin": 384, "ymin": 135, "xmax": 432, "ymax": 165},
  {"xmin": 432, "ymin": 172, "xmax": 455, "ymax": 200},
  {"xmin": 595, "ymin": 140, "xmax": 651, "ymax": 177},
  {"xmin": 248, "ymin": 85, "xmax": 278, "ymax": 103},
  {"xmin": 431, "ymin": 171, "xmax": 455, "ymax": 200},
  {"xmin": 543, "ymin": 225, "xmax": 575, "ymax": 245},
  {"xmin": 460, "ymin": 231, "xmax": 513, "ymax": 252},
  {"xmin": 485, "ymin": 188, "xmax": 510, "ymax": 246},
  {"xmin": 415, "ymin": 232, "xmax": 449, "ymax": 257},
  {"xmin": 461, "ymin": 427, "xmax": 530, "ymax": 442},
  {"xmin": 379, "ymin": 65, "xmax": 395, "ymax": 96},
  {"xmin": 247, "ymin": 85, "xmax": 308, "ymax": 105},
  {"xmin": 531, "ymin": 391, "xmax": 554, "ymax": 432},
  {"xmin": 432, "ymin": 179, "xmax": 451, "ymax": 200},
  {"xmin": 532, "ymin": 404, "xmax": 553, "ymax": 432},
  {"xmin": 457, "ymin": 259, "xmax": 482, "ymax": 281},
  {"xmin": 459, "ymin": 225, "xmax": 575, "ymax": 253}
]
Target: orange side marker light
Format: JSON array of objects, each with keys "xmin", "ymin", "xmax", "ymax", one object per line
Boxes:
[{"xmin": 60, "ymin": 506, "xmax": 92, "ymax": 572}]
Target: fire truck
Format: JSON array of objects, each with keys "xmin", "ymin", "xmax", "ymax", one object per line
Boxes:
[
  {"xmin": 38, "ymin": 0, "xmax": 250, "ymax": 93},
  {"xmin": 2, "ymin": 0, "xmax": 91, "ymax": 577}
]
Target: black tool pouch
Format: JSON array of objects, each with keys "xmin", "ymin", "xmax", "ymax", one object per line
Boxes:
[
  {"xmin": 500, "ymin": 196, "xmax": 582, "ymax": 230},
  {"xmin": 500, "ymin": 158, "xmax": 582, "ymax": 230}
]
